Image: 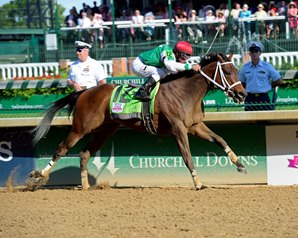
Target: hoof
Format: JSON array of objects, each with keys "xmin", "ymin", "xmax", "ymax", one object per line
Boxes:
[
  {"xmin": 26, "ymin": 171, "xmax": 48, "ymax": 191},
  {"xmin": 237, "ymin": 166, "xmax": 247, "ymax": 174},
  {"xmin": 195, "ymin": 184, "xmax": 208, "ymax": 191},
  {"xmin": 82, "ymin": 185, "xmax": 91, "ymax": 190},
  {"xmin": 29, "ymin": 170, "xmax": 43, "ymax": 178}
]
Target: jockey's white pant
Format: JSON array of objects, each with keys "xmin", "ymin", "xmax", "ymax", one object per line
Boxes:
[{"xmin": 131, "ymin": 57, "xmax": 169, "ymax": 83}]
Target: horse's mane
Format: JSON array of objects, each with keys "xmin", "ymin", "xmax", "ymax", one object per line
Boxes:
[
  {"xmin": 199, "ymin": 52, "xmax": 229, "ymax": 67},
  {"xmin": 161, "ymin": 68, "xmax": 196, "ymax": 84}
]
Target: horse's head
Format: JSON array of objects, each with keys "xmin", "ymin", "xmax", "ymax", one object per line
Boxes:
[{"xmin": 200, "ymin": 52, "xmax": 246, "ymax": 103}]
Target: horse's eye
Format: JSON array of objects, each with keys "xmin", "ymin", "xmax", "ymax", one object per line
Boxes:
[
  {"xmin": 225, "ymin": 70, "xmax": 231, "ymax": 75},
  {"xmin": 223, "ymin": 68, "xmax": 231, "ymax": 75}
]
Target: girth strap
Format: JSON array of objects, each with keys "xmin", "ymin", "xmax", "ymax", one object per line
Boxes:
[{"xmin": 142, "ymin": 100, "xmax": 157, "ymax": 135}]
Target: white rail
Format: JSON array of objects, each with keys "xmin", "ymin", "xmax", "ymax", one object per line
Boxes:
[
  {"xmin": 0, "ymin": 60, "xmax": 113, "ymax": 80},
  {"xmin": 0, "ymin": 52, "xmax": 297, "ymax": 80},
  {"xmin": 0, "ymin": 62, "xmax": 59, "ymax": 80}
]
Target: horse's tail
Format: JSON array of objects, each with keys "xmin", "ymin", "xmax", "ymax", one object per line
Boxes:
[{"xmin": 32, "ymin": 90, "xmax": 85, "ymax": 145}]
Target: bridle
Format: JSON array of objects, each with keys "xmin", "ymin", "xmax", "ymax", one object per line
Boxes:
[{"xmin": 199, "ymin": 61, "xmax": 241, "ymax": 93}]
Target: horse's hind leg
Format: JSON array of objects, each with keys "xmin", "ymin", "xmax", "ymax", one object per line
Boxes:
[
  {"xmin": 28, "ymin": 130, "xmax": 84, "ymax": 190},
  {"xmin": 41, "ymin": 131, "xmax": 83, "ymax": 177},
  {"xmin": 190, "ymin": 123, "xmax": 247, "ymax": 174},
  {"xmin": 79, "ymin": 123, "xmax": 120, "ymax": 189}
]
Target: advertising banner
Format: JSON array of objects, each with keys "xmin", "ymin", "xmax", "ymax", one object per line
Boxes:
[
  {"xmin": 0, "ymin": 95, "xmax": 64, "ymax": 111},
  {"xmin": 203, "ymin": 88, "xmax": 298, "ymax": 108},
  {"xmin": 0, "ymin": 128, "xmax": 35, "ymax": 186},
  {"xmin": 1, "ymin": 124, "xmax": 267, "ymax": 187},
  {"xmin": 266, "ymin": 125, "xmax": 298, "ymax": 185},
  {"xmin": 1, "ymin": 88, "xmax": 296, "ymax": 112}
]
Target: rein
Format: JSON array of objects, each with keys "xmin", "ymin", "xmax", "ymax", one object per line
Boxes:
[{"xmin": 199, "ymin": 61, "xmax": 241, "ymax": 93}]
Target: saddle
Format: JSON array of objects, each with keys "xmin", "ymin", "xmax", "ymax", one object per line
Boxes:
[{"xmin": 110, "ymin": 83, "xmax": 160, "ymax": 135}]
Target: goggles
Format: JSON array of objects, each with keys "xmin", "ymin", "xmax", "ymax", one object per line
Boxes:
[{"xmin": 178, "ymin": 52, "xmax": 191, "ymax": 60}]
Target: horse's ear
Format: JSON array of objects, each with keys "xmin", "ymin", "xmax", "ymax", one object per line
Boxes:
[
  {"xmin": 217, "ymin": 53, "xmax": 224, "ymax": 62},
  {"xmin": 228, "ymin": 53, "xmax": 233, "ymax": 61}
]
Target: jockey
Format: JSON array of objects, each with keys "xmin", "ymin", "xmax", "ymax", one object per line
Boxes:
[{"xmin": 132, "ymin": 41, "xmax": 201, "ymax": 101}]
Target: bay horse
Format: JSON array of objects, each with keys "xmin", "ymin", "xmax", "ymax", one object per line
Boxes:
[{"xmin": 29, "ymin": 52, "xmax": 247, "ymax": 190}]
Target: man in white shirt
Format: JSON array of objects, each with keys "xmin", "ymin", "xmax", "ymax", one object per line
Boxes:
[
  {"xmin": 67, "ymin": 41, "xmax": 107, "ymax": 91},
  {"xmin": 131, "ymin": 9, "xmax": 145, "ymax": 40}
]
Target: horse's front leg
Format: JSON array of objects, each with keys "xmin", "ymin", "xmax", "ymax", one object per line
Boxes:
[
  {"xmin": 190, "ymin": 122, "xmax": 247, "ymax": 174},
  {"xmin": 172, "ymin": 123, "xmax": 204, "ymax": 190}
]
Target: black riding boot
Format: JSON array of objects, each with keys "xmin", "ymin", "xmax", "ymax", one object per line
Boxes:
[{"xmin": 135, "ymin": 77, "xmax": 156, "ymax": 101}]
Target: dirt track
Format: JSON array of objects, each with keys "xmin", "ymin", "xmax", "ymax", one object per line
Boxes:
[{"xmin": 0, "ymin": 185, "xmax": 297, "ymax": 238}]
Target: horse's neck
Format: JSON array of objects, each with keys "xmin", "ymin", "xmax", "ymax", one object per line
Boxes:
[{"xmin": 169, "ymin": 73, "xmax": 209, "ymax": 105}]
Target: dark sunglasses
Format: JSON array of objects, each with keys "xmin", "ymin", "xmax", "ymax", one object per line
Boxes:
[
  {"xmin": 249, "ymin": 47, "xmax": 261, "ymax": 53},
  {"xmin": 76, "ymin": 48, "xmax": 86, "ymax": 53},
  {"xmin": 250, "ymin": 50, "xmax": 260, "ymax": 53}
]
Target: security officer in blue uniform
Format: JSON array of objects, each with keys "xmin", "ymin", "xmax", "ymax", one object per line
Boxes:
[{"xmin": 238, "ymin": 41, "xmax": 283, "ymax": 111}]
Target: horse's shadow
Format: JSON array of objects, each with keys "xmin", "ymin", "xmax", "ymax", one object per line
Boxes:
[{"xmin": 46, "ymin": 167, "xmax": 96, "ymax": 187}]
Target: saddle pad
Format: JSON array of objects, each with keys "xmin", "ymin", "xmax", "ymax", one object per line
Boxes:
[{"xmin": 110, "ymin": 83, "xmax": 160, "ymax": 120}]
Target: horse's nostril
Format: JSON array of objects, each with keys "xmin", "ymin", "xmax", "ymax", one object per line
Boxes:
[{"xmin": 238, "ymin": 91, "xmax": 247, "ymax": 99}]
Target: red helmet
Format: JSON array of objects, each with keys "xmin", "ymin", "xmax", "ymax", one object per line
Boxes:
[{"xmin": 174, "ymin": 41, "xmax": 193, "ymax": 56}]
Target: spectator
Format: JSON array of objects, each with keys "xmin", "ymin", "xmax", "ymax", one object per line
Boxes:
[
  {"xmin": 98, "ymin": 0, "xmax": 109, "ymax": 15},
  {"xmin": 92, "ymin": 1, "xmax": 100, "ymax": 15},
  {"xmin": 72, "ymin": 7, "xmax": 80, "ymax": 21},
  {"xmin": 79, "ymin": 3, "xmax": 89, "ymax": 18},
  {"xmin": 78, "ymin": 11, "xmax": 92, "ymax": 42},
  {"xmin": 198, "ymin": 4, "xmax": 206, "ymax": 18},
  {"xmin": 277, "ymin": 0, "xmax": 288, "ymax": 34},
  {"xmin": 101, "ymin": 5, "xmax": 111, "ymax": 21},
  {"xmin": 267, "ymin": 1, "xmax": 279, "ymax": 38},
  {"xmin": 239, "ymin": 4, "xmax": 252, "ymax": 40},
  {"xmin": 163, "ymin": 6, "xmax": 171, "ymax": 19},
  {"xmin": 238, "ymin": 41, "xmax": 283, "ymax": 111},
  {"xmin": 92, "ymin": 13, "xmax": 104, "ymax": 48},
  {"xmin": 155, "ymin": 2, "xmax": 166, "ymax": 19},
  {"xmin": 215, "ymin": 10, "xmax": 226, "ymax": 37},
  {"xmin": 205, "ymin": 9, "xmax": 216, "ymax": 37},
  {"xmin": 117, "ymin": 9, "xmax": 130, "ymax": 42},
  {"xmin": 131, "ymin": 9, "xmax": 145, "ymax": 40},
  {"xmin": 144, "ymin": 12, "xmax": 155, "ymax": 41},
  {"xmin": 216, "ymin": 3, "xmax": 229, "ymax": 19},
  {"xmin": 78, "ymin": 11, "xmax": 92, "ymax": 28},
  {"xmin": 184, "ymin": 1, "xmax": 195, "ymax": 18},
  {"xmin": 230, "ymin": 2, "xmax": 242, "ymax": 33},
  {"xmin": 67, "ymin": 41, "xmax": 107, "ymax": 92},
  {"xmin": 64, "ymin": 8, "xmax": 78, "ymax": 27},
  {"xmin": 277, "ymin": 0, "xmax": 288, "ymax": 16},
  {"xmin": 174, "ymin": 6, "xmax": 188, "ymax": 40},
  {"xmin": 254, "ymin": 4, "xmax": 267, "ymax": 38},
  {"xmin": 187, "ymin": 10, "xmax": 202, "ymax": 43},
  {"xmin": 86, "ymin": 7, "xmax": 94, "ymax": 21},
  {"xmin": 287, "ymin": 2, "xmax": 298, "ymax": 37}
]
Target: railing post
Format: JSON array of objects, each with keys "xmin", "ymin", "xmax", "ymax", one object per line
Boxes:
[
  {"xmin": 111, "ymin": 0, "xmax": 116, "ymax": 47},
  {"xmin": 168, "ymin": 0, "xmax": 174, "ymax": 41}
]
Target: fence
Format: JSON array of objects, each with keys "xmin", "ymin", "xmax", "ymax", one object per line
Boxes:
[
  {"xmin": 0, "ymin": 60, "xmax": 113, "ymax": 80},
  {"xmin": 1, "ymin": 51, "xmax": 297, "ymax": 81}
]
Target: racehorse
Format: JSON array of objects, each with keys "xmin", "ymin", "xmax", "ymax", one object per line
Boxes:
[{"xmin": 29, "ymin": 52, "xmax": 247, "ymax": 190}]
